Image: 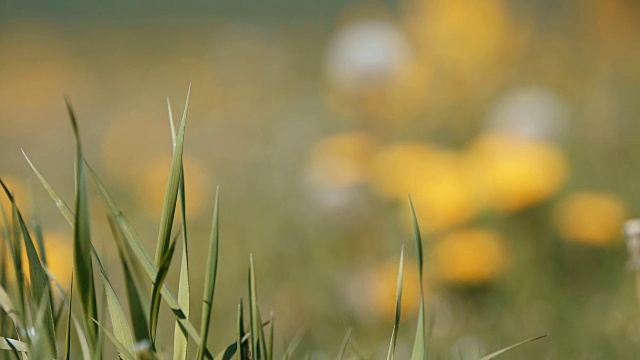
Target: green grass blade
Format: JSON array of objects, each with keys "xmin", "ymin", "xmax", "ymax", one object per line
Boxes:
[
  {"xmin": 22, "ymin": 150, "xmax": 74, "ymax": 226},
  {"xmin": 93, "ymin": 320, "xmax": 136, "ymax": 360},
  {"xmin": 197, "ymin": 188, "xmax": 220, "ymax": 360},
  {"xmin": 31, "ymin": 291, "xmax": 56, "ymax": 359},
  {"xmin": 86, "ymin": 164, "xmax": 212, "ymax": 358},
  {"xmin": 150, "ymin": 236, "xmax": 179, "ymax": 349},
  {"xmin": 1, "ymin": 181, "xmax": 57, "ymax": 355},
  {"xmin": 337, "ymin": 328, "xmax": 352, "ymax": 360},
  {"xmin": 479, "ymin": 334, "xmax": 548, "ymax": 360},
  {"xmin": 64, "ymin": 273, "xmax": 74, "ymax": 360},
  {"xmin": 170, "ymin": 97, "xmax": 191, "ymax": 360},
  {"xmin": 386, "ymin": 246, "xmax": 404, "ymax": 360},
  {"xmin": 249, "ymin": 254, "xmax": 260, "ymax": 360},
  {"xmin": 67, "ymin": 99, "xmax": 100, "ymax": 353},
  {"xmin": 2, "ymin": 183, "xmax": 27, "ymax": 333},
  {"xmin": 408, "ymin": 198, "xmax": 426, "ymax": 360},
  {"xmin": 155, "ymin": 86, "xmax": 190, "ymax": 266},
  {"xmin": 268, "ymin": 312, "xmax": 274, "ymax": 360},
  {"xmin": 237, "ymin": 299, "xmax": 245, "ymax": 360},
  {"xmin": 282, "ymin": 329, "xmax": 304, "ymax": 360},
  {"xmin": 95, "ymin": 254, "xmax": 136, "ymax": 358},
  {"xmin": 0, "ymin": 284, "xmax": 23, "ymax": 330},
  {"xmin": 0, "ymin": 338, "xmax": 28, "ymax": 352},
  {"xmin": 107, "ymin": 216, "xmax": 151, "ymax": 347}
]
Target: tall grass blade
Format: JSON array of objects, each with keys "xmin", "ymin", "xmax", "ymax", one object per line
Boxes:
[
  {"xmin": 478, "ymin": 334, "xmax": 548, "ymax": 360},
  {"xmin": 282, "ymin": 329, "xmax": 304, "ymax": 360},
  {"xmin": 108, "ymin": 216, "xmax": 151, "ymax": 345},
  {"xmin": 150, "ymin": 236, "xmax": 178, "ymax": 349},
  {"xmin": 94, "ymin": 320, "xmax": 136, "ymax": 360},
  {"xmin": 408, "ymin": 198, "xmax": 426, "ymax": 360},
  {"xmin": 237, "ymin": 299, "xmax": 245, "ymax": 360},
  {"xmin": 155, "ymin": 86, "xmax": 190, "ymax": 266},
  {"xmin": 249, "ymin": 254, "xmax": 261, "ymax": 360},
  {"xmin": 22, "ymin": 150, "xmax": 74, "ymax": 226},
  {"xmin": 197, "ymin": 188, "xmax": 220, "ymax": 360},
  {"xmin": 95, "ymin": 251, "xmax": 136, "ymax": 358},
  {"xmin": 67, "ymin": 99, "xmax": 99, "ymax": 352},
  {"xmin": 86, "ymin": 165, "xmax": 211, "ymax": 357},
  {"xmin": 31, "ymin": 292, "xmax": 55, "ymax": 359},
  {"xmin": 268, "ymin": 312, "xmax": 274, "ymax": 360},
  {"xmin": 64, "ymin": 274, "xmax": 74, "ymax": 360},
  {"xmin": 2, "ymin": 184, "xmax": 27, "ymax": 332},
  {"xmin": 170, "ymin": 98, "xmax": 191, "ymax": 360},
  {"xmin": 0, "ymin": 284, "xmax": 22, "ymax": 330},
  {"xmin": 386, "ymin": 246, "xmax": 404, "ymax": 360}
]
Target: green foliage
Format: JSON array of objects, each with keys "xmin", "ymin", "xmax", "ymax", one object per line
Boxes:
[{"xmin": 0, "ymin": 92, "xmax": 549, "ymax": 359}]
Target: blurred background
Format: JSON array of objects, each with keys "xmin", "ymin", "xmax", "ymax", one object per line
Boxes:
[{"xmin": 2, "ymin": 0, "xmax": 640, "ymax": 358}]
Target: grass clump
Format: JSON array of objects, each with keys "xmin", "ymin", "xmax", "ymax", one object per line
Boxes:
[{"xmin": 0, "ymin": 89, "xmax": 545, "ymax": 359}]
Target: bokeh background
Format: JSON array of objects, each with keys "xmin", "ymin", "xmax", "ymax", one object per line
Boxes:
[{"xmin": 2, "ymin": 0, "xmax": 640, "ymax": 358}]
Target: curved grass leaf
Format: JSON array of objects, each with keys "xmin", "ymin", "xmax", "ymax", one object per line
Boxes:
[
  {"xmin": 94, "ymin": 252, "xmax": 136, "ymax": 358},
  {"xmin": 386, "ymin": 246, "xmax": 404, "ymax": 360},
  {"xmin": 337, "ymin": 328, "xmax": 352, "ymax": 360},
  {"xmin": 150, "ymin": 236, "xmax": 178, "ymax": 349},
  {"xmin": 169, "ymin": 97, "xmax": 191, "ymax": 360},
  {"xmin": 0, "ymin": 284, "xmax": 22, "ymax": 331},
  {"xmin": 408, "ymin": 198, "xmax": 426, "ymax": 360},
  {"xmin": 197, "ymin": 188, "xmax": 220, "ymax": 360},
  {"xmin": 67, "ymin": 99, "xmax": 99, "ymax": 352},
  {"xmin": 94, "ymin": 320, "xmax": 136, "ymax": 360},
  {"xmin": 155, "ymin": 86, "xmax": 190, "ymax": 266},
  {"xmin": 479, "ymin": 334, "xmax": 548, "ymax": 360},
  {"xmin": 108, "ymin": 216, "xmax": 150, "ymax": 346}
]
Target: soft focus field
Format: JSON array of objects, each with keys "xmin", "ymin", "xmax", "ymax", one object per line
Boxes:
[{"xmin": 2, "ymin": 1, "xmax": 640, "ymax": 358}]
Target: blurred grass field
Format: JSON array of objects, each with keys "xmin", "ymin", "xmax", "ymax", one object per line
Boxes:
[{"xmin": 3, "ymin": 0, "xmax": 640, "ymax": 358}]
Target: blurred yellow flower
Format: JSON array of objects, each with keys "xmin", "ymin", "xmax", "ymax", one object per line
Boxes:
[
  {"xmin": 466, "ymin": 132, "xmax": 568, "ymax": 212},
  {"xmin": 368, "ymin": 258, "xmax": 423, "ymax": 320},
  {"xmin": 431, "ymin": 228, "xmax": 509, "ymax": 285},
  {"xmin": 137, "ymin": 154, "xmax": 213, "ymax": 220},
  {"xmin": 406, "ymin": 0, "xmax": 518, "ymax": 77},
  {"xmin": 307, "ymin": 132, "xmax": 375, "ymax": 189},
  {"xmin": 554, "ymin": 192, "xmax": 628, "ymax": 246},
  {"xmin": 371, "ymin": 143, "xmax": 480, "ymax": 233}
]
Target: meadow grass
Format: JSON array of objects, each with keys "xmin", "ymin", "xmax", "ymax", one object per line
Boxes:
[{"xmin": 0, "ymin": 90, "xmax": 547, "ymax": 359}]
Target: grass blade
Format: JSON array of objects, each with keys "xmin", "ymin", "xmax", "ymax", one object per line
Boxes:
[
  {"xmin": 155, "ymin": 86, "xmax": 190, "ymax": 266},
  {"xmin": 150, "ymin": 235, "xmax": 179, "ymax": 349},
  {"xmin": 0, "ymin": 338, "xmax": 28, "ymax": 352},
  {"xmin": 268, "ymin": 312, "xmax": 274, "ymax": 360},
  {"xmin": 108, "ymin": 216, "xmax": 151, "ymax": 346},
  {"xmin": 337, "ymin": 328, "xmax": 352, "ymax": 360},
  {"xmin": 86, "ymin": 164, "xmax": 212, "ymax": 358},
  {"xmin": 282, "ymin": 328, "xmax": 304, "ymax": 360},
  {"xmin": 408, "ymin": 198, "xmax": 426, "ymax": 360},
  {"xmin": 95, "ymin": 251, "xmax": 136, "ymax": 358},
  {"xmin": 170, "ymin": 97, "xmax": 191, "ymax": 360},
  {"xmin": 386, "ymin": 246, "xmax": 404, "ymax": 360},
  {"xmin": 479, "ymin": 334, "xmax": 548, "ymax": 360},
  {"xmin": 197, "ymin": 188, "xmax": 220, "ymax": 360},
  {"xmin": 93, "ymin": 320, "xmax": 136, "ymax": 360},
  {"xmin": 64, "ymin": 274, "xmax": 74, "ymax": 360},
  {"xmin": 249, "ymin": 254, "xmax": 260, "ymax": 360},
  {"xmin": 237, "ymin": 299, "xmax": 245, "ymax": 360},
  {"xmin": 0, "ymin": 284, "xmax": 22, "ymax": 330}
]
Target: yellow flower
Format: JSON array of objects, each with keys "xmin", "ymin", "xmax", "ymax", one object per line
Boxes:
[
  {"xmin": 406, "ymin": 0, "xmax": 518, "ymax": 77},
  {"xmin": 431, "ymin": 228, "xmax": 509, "ymax": 285},
  {"xmin": 371, "ymin": 142, "xmax": 480, "ymax": 233},
  {"xmin": 554, "ymin": 192, "xmax": 628, "ymax": 246},
  {"xmin": 368, "ymin": 259, "xmax": 423, "ymax": 320},
  {"xmin": 137, "ymin": 154, "xmax": 213, "ymax": 220},
  {"xmin": 307, "ymin": 132, "xmax": 375, "ymax": 189},
  {"xmin": 466, "ymin": 132, "xmax": 568, "ymax": 212}
]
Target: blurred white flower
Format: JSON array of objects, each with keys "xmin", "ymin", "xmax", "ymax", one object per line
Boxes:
[
  {"xmin": 486, "ymin": 87, "xmax": 571, "ymax": 142},
  {"xmin": 324, "ymin": 19, "xmax": 413, "ymax": 94}
]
